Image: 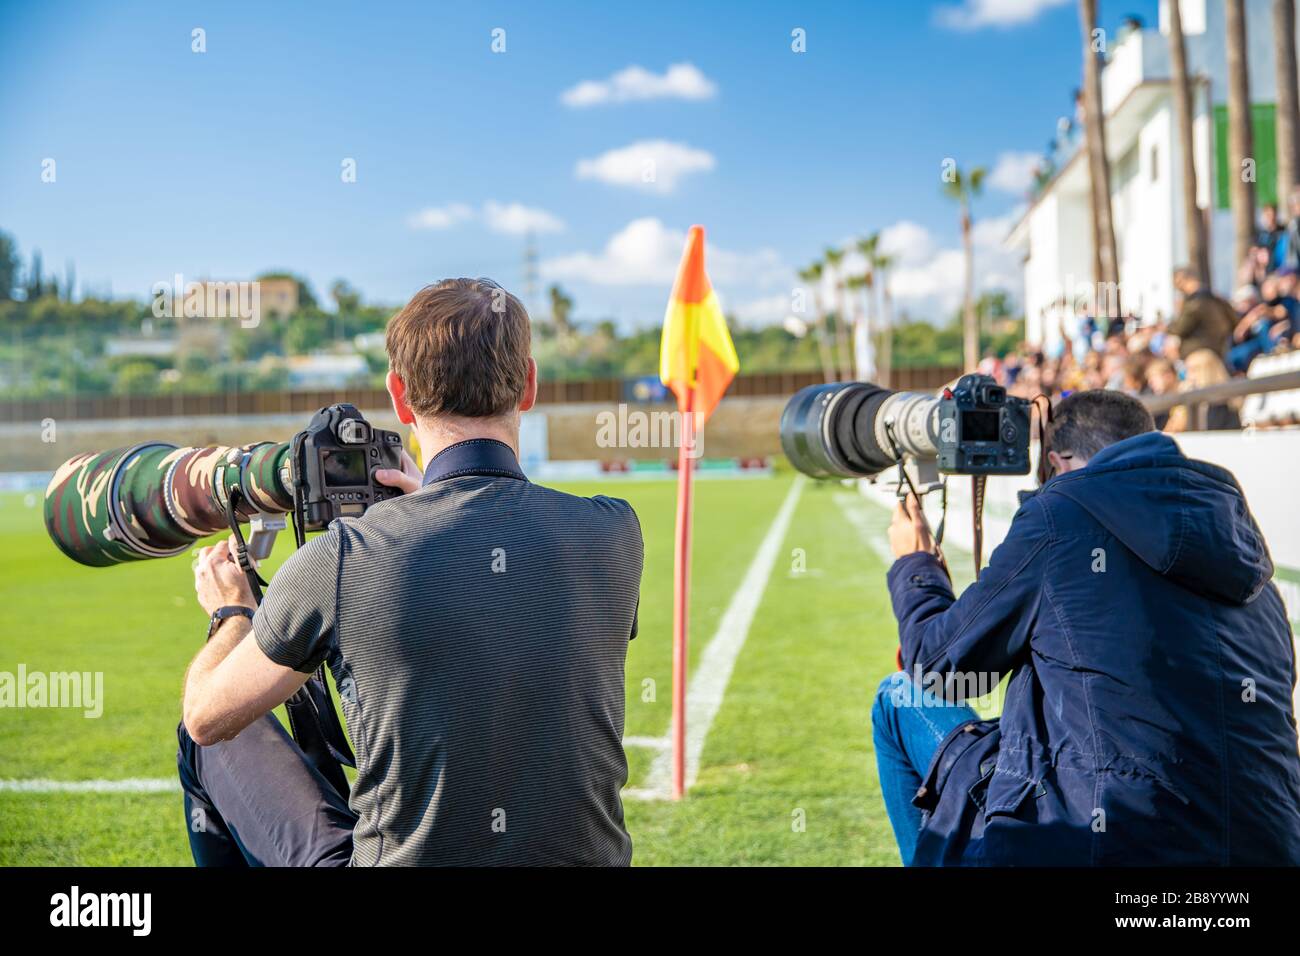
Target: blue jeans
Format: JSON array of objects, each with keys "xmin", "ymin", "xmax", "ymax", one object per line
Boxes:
[
  {"xmin": 871, "ymin": 672, "xmax": 979, "ymax": 865},
  {"xmin": 1227, "ymin": 325, "xmax": 1277, "ymax": 373}
]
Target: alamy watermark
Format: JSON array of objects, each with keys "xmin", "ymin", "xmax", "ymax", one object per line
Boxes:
[
  {"xmin": 50, "ymin": 886, "xmax": 150, "ymax": 936},
  {"xmin": 595, "ymin": 405, "xmax": 704, "ymax": 458},
  {"xmin": 1061, "ymin": 273, "xmax": 1133, "ymax": 320},
  {"xmin": 886, "ymin": 666, "xmax": 1003, "ymax": 710},
  {"xmin": 151, "ymin": 274, "xmax": 262, "ymax": 328},
  {"xmin": 0, "ymin": 665, "xmax": 103, "ymax": 718}
]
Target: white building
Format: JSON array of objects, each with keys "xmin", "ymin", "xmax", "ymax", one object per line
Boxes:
[
  {"xmin": 1007, "ymin": 0, "xmax": 1294, "ymax": 352},
  {"xmin": 285, "ymin": 354, "xmax": 370, "ymax": 389}
]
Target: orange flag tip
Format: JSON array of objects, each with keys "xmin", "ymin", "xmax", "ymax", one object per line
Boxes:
[
  {"xmin": 672, "ymin": 225, "xmax": 712, "ymax": 305},
  {"xmin": 660, "ymin": 221, "xmax": 739, "ymax": 423}
]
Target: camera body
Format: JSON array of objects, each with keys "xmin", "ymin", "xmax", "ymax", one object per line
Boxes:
[
  {"xmin": 290, "ymin": 404, "xmax": 405, "ymax": 531},
  {"xmin": 936, "ymin": 374, "xmax": 1031, "ymax": 476}
]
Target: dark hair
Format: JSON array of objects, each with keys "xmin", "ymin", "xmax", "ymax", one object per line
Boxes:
[
  {"xmin": 385, "ymin": 278, "xmax": 531, "ymax": 419},
  {"xmin": 1047, "ymin": 389, "xmax": 1154, "ymax": 460}
]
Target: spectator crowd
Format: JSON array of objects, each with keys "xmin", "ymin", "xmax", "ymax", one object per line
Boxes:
[{"xmin": 981, "ymin": 196, "xmax": 1300, "ymax": 433}]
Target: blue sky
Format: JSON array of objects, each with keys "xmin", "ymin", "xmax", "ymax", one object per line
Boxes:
[{"xmin": 0, "ymin": 0, "xmax": 1160, "ymax": 328}]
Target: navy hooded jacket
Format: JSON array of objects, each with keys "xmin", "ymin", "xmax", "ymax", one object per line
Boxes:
[{"xmin": 886, "ymin": 431, "xmax": 1300, "ymax": 865}]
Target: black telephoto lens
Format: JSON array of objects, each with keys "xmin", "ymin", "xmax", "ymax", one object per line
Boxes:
[{"xmin": 779, "ymin": 382, "xmax": 897, "ymax": 479}]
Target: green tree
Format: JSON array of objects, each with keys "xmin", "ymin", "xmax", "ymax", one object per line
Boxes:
[
  {"xmin": 25, "ymin": 250, "xmax": 44, "ymax": 300},
  {"xmin": 112, "ymin": 360, "xmax": 162, "ymax": 395},
  {"xmin": 0, "ymin": 231, "xmax": 19, "ymax": 301},
  {"xmin": 330, "ymin": 279, "xmax": 361, "ymax": 314}
]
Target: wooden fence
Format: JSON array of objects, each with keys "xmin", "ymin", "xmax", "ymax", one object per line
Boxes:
[{"xmin": 0, "ymin": 366, "xmax": 963, "ymax": 423}]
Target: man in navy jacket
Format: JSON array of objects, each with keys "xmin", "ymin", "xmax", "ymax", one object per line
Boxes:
[{"xmin": 872, "ymin": 389, "xmax": 1300, "ymax": 865}]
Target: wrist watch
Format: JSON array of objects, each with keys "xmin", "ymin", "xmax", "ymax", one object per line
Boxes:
[{"xmin": 207, "ymin": 605, "xmax": 255, "ymax": 641}]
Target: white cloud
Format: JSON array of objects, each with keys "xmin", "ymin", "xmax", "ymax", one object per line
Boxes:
[
  {"xmin": 482, "ymin": 201, "xmax": 565, "ymax": 236},
  {"xmin": 575, "ymin": 140, "xmax": 716, "ymax": 194},
  {"xmin": 987, "ymin": 151, "xmax": 1043, "ymax": 194},
  {"xmin": 972, "ymin": 207, "xmax": 1024, "ymax": 249},
  {"xmin": 878, "ymin": 220, "xmax": 938, "ymax": 267},
  {"xmin": 541, "ymin": 217, "xmax": 785, "ymax": 288},
  {"xmin": 732, "ymin": 293, "xmax": 795, "ymax": 326},
  {"xmin": 407, "ymin": 201, "xmax": 564, "ymax": 235},
  {"xmin": 934, "ymin": 0, "xmax": 1070, "ymax": 30},
  {"xmin": 407, "ymin": 203, "xmax": 473, "ymax": 230},
  {"xmin": 560, "ymin": 62, "xmax": 717, "ymax": 108},
  {"xmin": 879, "ymin": 209, "xmax": 1024, "ymax": 316}
]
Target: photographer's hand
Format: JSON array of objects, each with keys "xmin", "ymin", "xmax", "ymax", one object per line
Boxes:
[
  {"xmin": 193, "ymin": 535, "xmax": 255, "ymax": 616},
  {"xmin": 374, "ymin": 449, "xmax": 422, "ymax": 495},
  {"xmin": 889, "ymin": 494, "xmax": 936, "ymax": 559}
]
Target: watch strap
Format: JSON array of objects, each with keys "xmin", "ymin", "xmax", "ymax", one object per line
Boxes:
[{"xmin": 207, "ymin": 605, "xmax": 255, "ymax": 641}]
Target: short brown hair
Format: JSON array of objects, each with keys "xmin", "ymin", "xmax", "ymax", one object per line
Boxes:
[
  {"xmin": 385, "ymin": 278, "xmax": 531, "ymax": 419},
  {"xmin": 1047, "ymin": 389, "xmax": 1154, "ymax": 460}
]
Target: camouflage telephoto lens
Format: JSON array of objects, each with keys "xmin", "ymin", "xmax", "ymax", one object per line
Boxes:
[{"xmin": 44, "ymin": 441, "xmax": 293, "ymax": 567}]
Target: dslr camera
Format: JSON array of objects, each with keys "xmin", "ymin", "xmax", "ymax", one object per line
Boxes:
[
  {"xmin": 290, "ymin": 403, "xmax": 406, "ymax": 532},
  {"xmin": 936, "ymin": 375, "xmax": 1031, "ymax": 476}
]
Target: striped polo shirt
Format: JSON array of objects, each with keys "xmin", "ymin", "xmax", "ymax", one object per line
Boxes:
[{"xmin": 253, "ymin": 438, "xmax": 642, "ymax": 865}]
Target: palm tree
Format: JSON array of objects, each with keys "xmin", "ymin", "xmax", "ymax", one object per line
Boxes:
[
  {"xmin": 548, "ymin": 283, "xmax": 574, "ymax": 337},
  {"xmin": 1079, "ymin": 0, "xmax": 1122, "ymax": 315},
  {"xmin": 942, "ymin": 164, "xmax": 987, "ymax": 372},
  {"xmin": 822, "ymin": 246, "xmax": 853, "ymax": 380},
  {"xmin": 875, "ymin": 252, "xmax": 896, "ymax": 388},
  {"xmin": 1275, "ymin": 0, "xmax": 1300, "ymax": 208},
  {"xmin": 1226, "ymin": 0, "xmax": 1256, "ymax": 268},
  {"xmin": 855, "ymin": 233, "xmax": 882, "ymax": 381},
  {"xmin": 1168, "ymin": 0, "xmax": 1211, "ymax": 284},
  {"xmin": 845, "ymin": 273, "xmax": 872, "ymax": 380},
  {"xmin": 798, "ymin": 262, "xmax": 836, "ymax": 384}
]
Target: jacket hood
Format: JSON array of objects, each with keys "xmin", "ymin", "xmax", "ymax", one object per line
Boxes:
[{"xmin": 1045, "ymin": 432, "xmax": 1272, "ymax": 605}]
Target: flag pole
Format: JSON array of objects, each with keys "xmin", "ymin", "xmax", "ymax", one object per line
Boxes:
[{"xmin": 671, "ymin": 385, "xmax": 695, "ymax": 800}]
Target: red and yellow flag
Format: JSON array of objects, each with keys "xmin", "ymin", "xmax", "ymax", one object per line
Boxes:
[{"xmin": 659, "ymin": 225, "xmax": 740, "ymax": 425}]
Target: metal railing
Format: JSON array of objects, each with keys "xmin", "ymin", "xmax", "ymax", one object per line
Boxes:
[
  {"xmin": 0, "ymin": 366, "xmax": 963, "ymax": 423},
  {"xmin": 1140, "ymin": 369, "xmax": 1300, "ymax": 430}
]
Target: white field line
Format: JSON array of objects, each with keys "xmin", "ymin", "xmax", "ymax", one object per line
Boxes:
[
  {"xmin": 0, "ymin": 778, "xmax": 179, "ymax": 794},
  {"xmin": 11, "ymin": 481, "xmax": 808, "ymax": 802},
  {"xmin": 840, "ymin": 487, "xmax": 978, "ymax": 590},
  {"xmin": 832, "ymin": 491, "xmax": 895, "ymax": 566},
  {"xmin": 627, "ymin": 475, "xmax": 806, "ymax": 802}
]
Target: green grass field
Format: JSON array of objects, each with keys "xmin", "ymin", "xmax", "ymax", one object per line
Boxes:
[{"xmin": 0, "ymin": 475, "xmax": 975, "ymax": 866}]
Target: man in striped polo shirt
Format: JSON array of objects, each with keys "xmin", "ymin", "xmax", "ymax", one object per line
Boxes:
[{"xmin": 178, "ymin": 278, "xmax": 643, "ymax": 866}]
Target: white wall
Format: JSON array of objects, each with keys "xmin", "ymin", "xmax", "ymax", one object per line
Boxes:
[
  {"xmin": 1023, "ymin": 185, "xmax": 1094, "ymax": 351},
  {"xmin": 1114, "ymin": 104, "xmax": 1178, "ymax": 321}
]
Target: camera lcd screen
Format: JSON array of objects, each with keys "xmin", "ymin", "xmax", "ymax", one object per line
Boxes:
[
  {"xmin": 960, "ymin": 409, "xmax": 1001, "ymax": 443},
  {"xmin": 322, "ymin": 449, "xmax": 368, "ymax": 487}
]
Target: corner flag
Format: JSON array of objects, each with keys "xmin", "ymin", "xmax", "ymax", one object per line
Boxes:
[
  {"xmin": 659, "ymin": 225, "xmax": 739, "ymax": 799},
  {"xmin": 660, "ymin": 226, "xmax": 740, "ymax": 423}
]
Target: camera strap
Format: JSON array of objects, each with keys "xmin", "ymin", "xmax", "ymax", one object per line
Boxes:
[
  {"xmin": 282, "ymin": 673, "xmax": 356, "ymax": 798},
  {"xmin": 971, "ymin": 475, "xmax": 986, "ymax": 581},
  {"xmin": 224, "ymin": 486, "xmax": 267, "ymax": 604},
  {"xmin": 1033, "ymin": 394, "xmax": 1055, "ymax": 487},
  {"xmin": 223, "ymin": 482, "xmax": 356, "ymax": 798}
]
